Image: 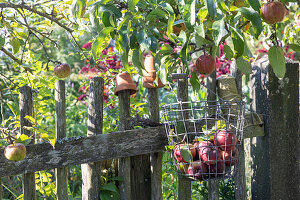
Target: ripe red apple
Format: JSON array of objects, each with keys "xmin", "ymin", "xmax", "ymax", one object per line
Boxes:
[
  {"xmin": 187, "ymin": 162, "xmax": 208, "ymax": 180},
  {"xmin": 261, "ymin": 1, "xmax": 287, "ymax": 24},
  {"xmin": 214, "ymin": 129, "xmax": 237, "ymax": 151},
  {"xmin": 195, "ymin": 54, "xmax": 215, "ymax": 75},
  {"xmin": 173, "ymin": 144, "xmax": 196, "ymax": 163},
  {"xmin": 4, "ymin": 143, "xmax": 26, "ymax": 161},
  {"xmin": 194, "ymin": 141, "xmax": 214, "ymax": 161},
  {"xmin": 54, "ymin": 63, "xmax": 71, "ymax": 78},
  {"xmin": 222, "ymin": 149, "xmax": 239, "ymax": 166},
  {"xmin": 201, "ymin": 148, "xmax": 222, "ymax": 165}
]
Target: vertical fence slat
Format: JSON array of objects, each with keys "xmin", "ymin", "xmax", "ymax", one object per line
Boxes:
[
  {"xmin": 19, "ymin": 86, "xmax": 36, "ymax": 200},
  {"xmin": 177, "ymin": 76, "xmax": 192, "ymax": 200},
  {"xmin": 55, "ymin": 80, "xmax": 68, "ymax": 200},
  {"xmin": 0, "ymin": 179, "xmax": 2, "ymax": 200},
  {"xmin": 118, "ymin": 90, "xmax": 132, "ymax": 200},
  {"xmin": 81, "ymin": 77, "xmax": 104, "ymax": 200},
  {"xmin": 148, "ymin": 88, "xmax": 163, "ymax": 200},
  {"xmin": 207, "ymin": 70, "xmax": 219, "ymax": 200},
  {"xmin": 231, "ymin": 66, "xmax": 247, "ymax": 200},
  {"xmin": 251, "ymin": 58, "xmax": 300, "ymax": 199}
]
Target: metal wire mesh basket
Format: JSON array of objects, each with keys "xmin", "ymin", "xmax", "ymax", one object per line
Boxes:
[{"xmin": 162, "ymin": 99, "xmax": 245, "ymax": 181}]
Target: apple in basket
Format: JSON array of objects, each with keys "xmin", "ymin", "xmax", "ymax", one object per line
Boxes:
[
  {"xmin": 187, "ymin": 162, "xmax": 208, "ymax": 180},
  {"xmin": 173, "ymin": 144, "xmax": 196, "ymax": 163},
  {"xmin": 195, "ymin": 141, "xmax": 222, "ymax": 165},
  {"xmin": 222, "ymin": 149, "xmax": 239, "ymax": 166},
  {"xmin": 214, "ymin": 129, "xmax": 237, "ymax": 151}
]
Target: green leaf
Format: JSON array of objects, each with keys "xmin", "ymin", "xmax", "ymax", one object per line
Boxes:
[
  {"xmin": 180, "ymin": 146, "xmax": 193, "ymax": 163},
  {"xmin": 217, "ymin": 0, "xmax": 229, "ymax": 13},
  {"xmin": 268, "ymin": 46, "xmax": 286, "ymax": 78},
  {"xmin": 10, "ymin": 37, "xmax": 20, "ymax": 54},
  {"xmin": 92, "ymin": 27, "xmax": 114, "ymax": 59},
  {"xmin": 101, "ymin": 182, "xmax": 118, "ymax": 193},
  {"xmin": 159, "ymin": 44, "xmax": 174, "ymax": 55},
  {"xmin": 0, "ymin": 35, "xmax": 5, "ymax": 47},
  {"xmin": 223, "ymin": 45, "xmax": 234, "ymax": 60},
  {"xmin": 289, "ymin": 44, "xmax": 300, "ymax": 52},
  {"xmin": 212, "ymin": 17, "xmax": 228, "ymax": 45},
  {"xmin": 206, "ymin": 0, "xmax": 216, "ymax": 18},
  {"xmin": 99, "ymin": 4, "xmax": 122, "ymax": 18},
  {"xmin": 195, "ymin": 24, "xmax": 205, "ymax": 38},
  {"xmin": 198, "ymin": 8, "xmax": 208, "ymax": 23},
  {"xmin": 128, "ymin": 0, "xmax": 139, "ymax": 11},
  {"xmin": 247, "ymin": 0, "xmax": 261, "ymax": 12},
  {"xmin": 24, "ymin": 115, "xmax": 35, "ymax": 124},
  {"xmin": 190, "ymin": 71, "xmax": 200, "ymax": 93},
  {"xmin": 230, "ymin": 27, "xmax": 244, "ymax": 58},
  {"xmin": 236, "ymin": 56, "xmax": 252, "ymax": 74},
  {"xmin": 237, "ymin": 7, "xmax": 262, "ymax": 38},
  {"xmin": 132, "ymin": 49, "xmax": 143, "ymax": 76},
  {"xmin": 167, "ymin": 15, "xmax": 175, "ymax": 42}
]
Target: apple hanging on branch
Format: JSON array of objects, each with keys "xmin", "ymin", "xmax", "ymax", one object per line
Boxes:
[
  {"xmin": 195, "ymin": 54, "xmax": 216, "ymax": 75},
  {"xmin": 4, "ymin": 143, "xmax": 27, "ymax": 161},
  {"xmin": 261, "ymin": 1, "xmax": 288, "ymax": 25},
  {"xmin": 54, "ymin": 63, "xmax": 71, "ymax": 78}
]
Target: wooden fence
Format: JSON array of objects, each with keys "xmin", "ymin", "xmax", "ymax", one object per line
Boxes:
[{"xmin": 0, "ymin": 57, "xmax": 299, "ymax": 200}]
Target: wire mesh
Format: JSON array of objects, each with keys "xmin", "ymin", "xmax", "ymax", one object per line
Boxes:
[{"xmin": 162, "ymin": 99, "xmax": 245, "ymax": 181}]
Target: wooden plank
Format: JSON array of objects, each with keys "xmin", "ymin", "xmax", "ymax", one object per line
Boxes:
[
  {"xmin": 81, "ymin": 77, "xmax": 103, "ymax": 200},
  {"xmin": 250, "ymin": 57, "xmax": 300, "ymax": 199},
  {"xmin": 149, "ymin": 88, "xmax": 163, "ymax": 200},
  {"xmin": 118, "ymin": 89, "xmax": 132, "ymax": 200},
  {"xmin": 177, "ymin": 75, "xmax": 191, "ymax": 200},
  {"xmin": 19, "ymin": 86, "xmax": 36, "ymax": 200},
  {"xmin": 55, "ymin": 80, "xmax": 69, "ymax": 200},
  {"xmin": 268, "ymin": 60, "xmax": 300, "ymax": 200},
  {"xmin": 231, "ymin": 66, "xmax": 246, "ymax": 200},
  {"xmin": 0, "ymin": 126, "xmax": 168, "ymax": 177},
  {"xmin": 207, "ymin": 69, "xmax": 219, "ymax": 200}
]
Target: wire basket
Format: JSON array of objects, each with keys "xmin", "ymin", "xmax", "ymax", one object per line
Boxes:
[{"xmin": 162, "ymin": 99, "xmax": 245, "ymax": 181}]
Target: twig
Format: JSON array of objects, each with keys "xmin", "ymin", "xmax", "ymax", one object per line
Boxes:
[
  {"xmin": 0, "ymin": 2, "xmax": 73, "ymax": 32},
  {"xmin": 0, "ymin": 47, "xmax": 22, "ymax": 65}
]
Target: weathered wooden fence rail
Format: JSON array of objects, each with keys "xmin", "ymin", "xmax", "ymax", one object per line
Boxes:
[{"xmin": 0, "ymin": 57, "xmax": 298, "ymax": 200}]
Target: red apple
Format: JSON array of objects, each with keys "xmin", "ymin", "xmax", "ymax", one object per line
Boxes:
[
  {"xmin": 261, "ymin": 1, "xmax": 287, "ymax": 24},
  {"xmin": 201, "ymin": 148, "xmax": 222, "ymax": 165},
  {"xmin": 195, "ymin": 54, "xmax": 215, "ymax": 75},
  {"xmin": 194, "ymin": 141, "xmax": 214, "ymax": 161},
  {"xmin": 4, "ymin": 143, "xmax": 26, "ymax": 161},
  {"xmin": 214, "ymin": 129, "xmax": 237, "ymax": 151},
  {"xmin": 173, "ymin": 144, "xmax": 196, "ymax": 163},
  {"xmin": 54, "ymin": 63, "xmax": 71, "ymax": 78},
  {"xmin": 222, "ymin": 149, "xmax": 239, "ymax": 166},
  {"xmin": 187, "ymin": 162, "xmax": 208, "ymax": 180}
]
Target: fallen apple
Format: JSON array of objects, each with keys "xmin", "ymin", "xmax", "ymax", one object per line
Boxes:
[
  {"xmin": 194, "ymin": 141, "xmax": 214, "ymax": 161},
  {"xmin": 201, "ymin": 148, "xmax": 222, "ymax": 165},
  {"xmin": 54, "ymin": 63, "xmax": 71, "ymax": 78},
  {"xmin": 4, "ymin": 143, "xmax": 26, "ymax": 161},
  {"xmin": 214, "ymin": 129, "xmax": 237, "ymax": 151}
]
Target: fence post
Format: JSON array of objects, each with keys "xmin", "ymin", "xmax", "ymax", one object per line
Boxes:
[
  {"xmin": 207, "ymin": 70, "xmax": 219, "ymax": 200},
  {"xmin": 177, "ymin": 75, "xmax": 192, "ymax": 200},
  {"xmin": 250, "ymin": 57, "xmax": 300, "ymax": 199},
  {"xmin": 19, "ymin": 86, "xmax": 36, "ymax": 200},
  {"xmin": 55, "ymin": 80, "xmax": 69, "ymax": 200},
  {"xmin": 81, "ymin": 77, "xmax": 104, "ymax": 200},
  {"xmin": 231, "ymin": 65, "xmax": 247, "ymax": 200},
  {"xmin": 118, "ymin": 89, "xmax": 132, "ymax": 200},
  {"xmin": 148, "ymin": 88, "xmax": 163, "ymax": 200}
]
